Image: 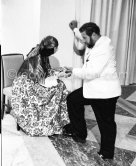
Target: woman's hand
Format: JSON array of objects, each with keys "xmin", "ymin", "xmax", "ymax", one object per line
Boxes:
[
  {"xmin": 64, "ymin": 67, "xmax": 73, "ymax": 77},
  {"xmin": 57, "ymin": 72, "xmax": 67, "ymax": 78},
  {"xmin": 50, "ymin": 67, "xmax": 72, "ymax": 78},
  {"xmin": 52, "ymin": 67, "xmax": 64, "ymax": 72}
]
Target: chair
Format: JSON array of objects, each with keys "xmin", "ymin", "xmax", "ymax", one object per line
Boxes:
[{"xmin": 1, "ymin": 53, "xmax": 24, "ymax": 130}]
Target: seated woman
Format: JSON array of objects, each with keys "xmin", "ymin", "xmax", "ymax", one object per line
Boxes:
[{"xmin": 10, "ymin": 36, "xmax": 70, "ymax": 136}]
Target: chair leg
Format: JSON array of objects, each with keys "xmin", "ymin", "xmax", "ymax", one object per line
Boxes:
[
  {"xmin": 1, "ymin": 95, "xmax": 5, "ymax": 119},
  {"xmin": 17, "ymin": 124, "xmax": 20, "ymax": 131},
  {"xmin": 5, "ymin": 99, "xmax": 11, "ymax": 114}
]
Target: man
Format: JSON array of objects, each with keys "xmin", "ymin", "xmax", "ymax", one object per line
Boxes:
[{"xmin": 63, "ymin": 20, "xmax": 121, "ymax": 160}]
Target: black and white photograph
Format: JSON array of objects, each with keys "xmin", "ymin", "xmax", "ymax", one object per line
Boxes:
[{"xmin": 1, "ymin": 0, "xmax": 136, "ymax": 165}]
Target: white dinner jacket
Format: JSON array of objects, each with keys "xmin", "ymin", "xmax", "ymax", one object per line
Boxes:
[{"xmin": 72, "ymin": 29, "xmax": 121, "ymax": 99}]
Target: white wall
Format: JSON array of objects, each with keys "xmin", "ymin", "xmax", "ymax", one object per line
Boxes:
[
  {"xmin": 40, "ymin": 0, "xmax": 76, "ymax": 67},
  {"xmin": 1, "ymin": 0, "xmax": 41, "ymax": 57},
  {"xmin": 40, "ymin": 0, "xmax": 78, "ymax": 91},
  {"xmin": 1, "ymin": 0, "xmax": 77, "ymax": 64}
]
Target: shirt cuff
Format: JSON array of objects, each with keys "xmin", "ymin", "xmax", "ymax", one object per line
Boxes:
[{"xmin": 73, "ymin": 28, "xmax": 84, "ymax": 41}]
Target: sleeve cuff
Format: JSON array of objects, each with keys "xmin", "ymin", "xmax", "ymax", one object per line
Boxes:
[{"xmin": 73, "ymin": 28, "xmax": 84, "ymax": 41}]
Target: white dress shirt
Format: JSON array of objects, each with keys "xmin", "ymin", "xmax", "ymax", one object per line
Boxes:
[{"xmin": 72, "ymin": 29, "xmax": 121, "ymax": 99}]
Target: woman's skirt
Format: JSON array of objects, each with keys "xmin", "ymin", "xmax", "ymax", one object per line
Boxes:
[{"xmin": 10, "ymin": 75, "xmax": 70, "ymax": 136}]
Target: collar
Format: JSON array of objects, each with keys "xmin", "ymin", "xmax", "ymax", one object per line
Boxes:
[{"xmin": 94, "ymin": 36, "xmax": 111, "ymax": 47}]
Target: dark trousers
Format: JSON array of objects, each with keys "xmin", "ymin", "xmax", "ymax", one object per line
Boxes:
[{"xmin": 67, "ymin": 87, "xmax": 119, "ymax": 158}]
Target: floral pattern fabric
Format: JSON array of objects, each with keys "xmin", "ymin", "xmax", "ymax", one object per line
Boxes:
[{"xmin": 11, "ymin": 75, "xmax": 70, "ymax": 136}]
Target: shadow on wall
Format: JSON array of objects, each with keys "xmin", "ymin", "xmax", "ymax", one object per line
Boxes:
[{"xmin": 49, "ymin": 56, "xmax": 60, "ymax": 68}]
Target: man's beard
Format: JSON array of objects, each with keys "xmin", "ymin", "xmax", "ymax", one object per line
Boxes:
[
  {"xmin": 87, "ymin": 38, "xmax": 95, "ymax": 48},
  {"xmin": 87, "ymin": 42, "xmax": 94, "ymax": 48}
]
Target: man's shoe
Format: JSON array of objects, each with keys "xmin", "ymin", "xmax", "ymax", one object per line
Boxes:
[
  {"xmin": 62, "ymin": 128, "xmax": 73, "ymax": 137},
  {"xmin": 72, "ymin": 136, "xmax": 86, "ymax": 143},
  {"xmin": 62, "ymin": 125, "xmax": 86, "ymax": 143},
  {"xmin": 97, "ymin": 152, "xmax": 113, "ymax": 160}
]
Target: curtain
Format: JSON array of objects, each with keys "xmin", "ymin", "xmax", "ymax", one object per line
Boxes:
[
  {"xmin": 75, "ymin": 0, "xmax": 136, "ymax": 85},
  {"xmin": 125, "ymin": 0, "xmax": 136, "ymax": 84}
]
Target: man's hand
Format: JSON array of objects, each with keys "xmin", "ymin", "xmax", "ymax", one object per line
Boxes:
[
  {"xmin": 64, "ymin": 67, "xmax": 73, "ymax": 77},
  {"xmin": 69, "ymin": 20, "xmax": 78, "ymax": 31}
]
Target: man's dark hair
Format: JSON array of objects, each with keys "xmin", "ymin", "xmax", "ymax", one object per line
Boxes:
[{"xmin": 79, "ymin": 22, "xmax": 100, "ymax": 36}]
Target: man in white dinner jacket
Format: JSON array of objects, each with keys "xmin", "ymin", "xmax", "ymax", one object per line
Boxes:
[{"xmin": 63, "ymin": 20, "xmax": 121, "ymax": 161}]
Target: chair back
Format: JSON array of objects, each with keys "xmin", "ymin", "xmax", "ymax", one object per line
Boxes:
[{"xmin": 1, "ymin": 54, "xmax": 24, "ymax": 88}]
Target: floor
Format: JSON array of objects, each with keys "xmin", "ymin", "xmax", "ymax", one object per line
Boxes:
[{"xmin": 1, "ymin": 84, "xmax": 136, "ymax": 166}]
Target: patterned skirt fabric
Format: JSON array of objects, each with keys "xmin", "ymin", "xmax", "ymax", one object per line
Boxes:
[{"xmin": 10, "ymin": 75, "xmax": 70, "ymax": 136}]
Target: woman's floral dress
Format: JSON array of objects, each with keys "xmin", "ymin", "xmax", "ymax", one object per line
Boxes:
[{"xmin": 11, "ymin": 74, "xmax": 70, "ymax": 136}]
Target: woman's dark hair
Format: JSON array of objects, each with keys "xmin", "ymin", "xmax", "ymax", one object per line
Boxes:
[
  {"xmin": 79, "ymin": 22, "xmax": 100, "ymax": 37},
  {"xmin": 18, "ymin": 36, "xmax": 59, "ymax": 81},
  {"xmin": 39, "ymin": 36, "xmax": 59, "ymax": 57}
]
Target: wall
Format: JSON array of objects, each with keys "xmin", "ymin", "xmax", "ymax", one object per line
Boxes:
[
  {"xmin": 40, "ymin": 0, "xmax": 77, "ymax": 90},
  {"xmin": 1, "ymin": 0, "xmax": 41, "ymax": 57},
  {"xmin": 40, "ymin": 0, "xmax": 76, "ymax": 67}
]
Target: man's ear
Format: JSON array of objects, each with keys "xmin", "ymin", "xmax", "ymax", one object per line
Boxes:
[
  {"xmin": 91, "ymin": 32, "xmax": 97, "ymax": 40},
  {"xmin": 91, "ymin": 32, "xmax": 96, "ymax": 37}
]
